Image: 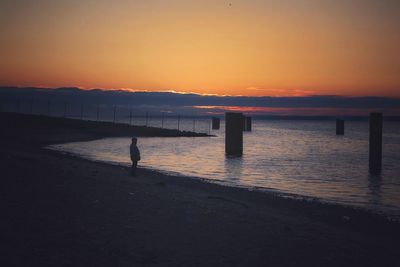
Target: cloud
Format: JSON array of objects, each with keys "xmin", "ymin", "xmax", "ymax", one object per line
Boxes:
[
  {"xmin": 1, "ymin": 86, "xmax": 399, "ymax": 116},
  {"xmin": 245, "ymin": 87, "xmax": 316, "ymax": 97}
]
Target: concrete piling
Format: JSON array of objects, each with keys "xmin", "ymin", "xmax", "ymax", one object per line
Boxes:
[
  {"xmin": 225, "ymin": 112, "xmax": 244, "ymax": 156},
  {"xmin": 212, "ymin": 117, "xmax": 220, "ymax": 130},
  {"xmin": 245, "ymin": 116, "xmax": 252, "ymax": 131},
  {"xmin": 336, "ymin": 119, "xmax": 344, "ymax": 135},
  {"xmin": 369, "ymin": 112, "xmax": 383, "ymax": 174}
]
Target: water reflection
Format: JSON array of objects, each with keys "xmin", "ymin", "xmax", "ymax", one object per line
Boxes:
[
  {"xmin": 368, "ymin": 172, "xmax": 382, "ymax": 205},
  {"xmin": 224, "ymin": 156, "xmax": 243, "ymax": 182}
]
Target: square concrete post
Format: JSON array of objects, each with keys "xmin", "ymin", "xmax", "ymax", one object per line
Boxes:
[
  {"xmin": 245, "ymin": 116, "xmax": 252, "ymax": 131},
  {"xmin": 225, "ymin": 112, "xmax": 244, "ymax": 156},
  {"xmin": 212, "ymin": 117, "xmax": 220, "ymax": 130},
  {"xmin": 336, "ymin": 119, "xmax": 344, "ymax": 135}
]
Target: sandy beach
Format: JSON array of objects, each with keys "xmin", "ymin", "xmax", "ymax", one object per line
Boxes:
[{"xmin": 1, "ymin": 113, "xmax": 399, "ymax": 267}]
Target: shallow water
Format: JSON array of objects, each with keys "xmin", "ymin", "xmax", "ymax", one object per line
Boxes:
[{"xmin": 48, "ymin": 119, "xmax": 400, "ymax": 217}]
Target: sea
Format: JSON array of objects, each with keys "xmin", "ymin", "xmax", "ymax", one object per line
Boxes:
[{"xmin": 48, "ymin": 118, "xmax": 400, "ymax": 218}]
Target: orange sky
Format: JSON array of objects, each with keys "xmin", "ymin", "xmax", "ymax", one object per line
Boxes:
[{"xmin": 1, "ymin": 0, "xmax": 399, "ymax": 97}]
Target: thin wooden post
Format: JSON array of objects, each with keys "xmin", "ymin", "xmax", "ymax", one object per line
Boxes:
[
  {"xmin": 161, "ymin": 112, "xmax": 165, "ymax": 128},
  {"xmin": 129, "ymin": 107, "xmax": 133, "ymax": 125},
  {"xmin": 369, "ymin": 113, "xmax": 383, "ymax": 174},
  {"xmin": 193, "ymin": 118, "xmax": 196, "ymax": 132},
  {"xmin": 80, "ymin": 104, "xmax": 84, "ymax": 120},
  {"xmin": 64, "ymin": 102, "xmax": 67, "ymax": 118},
  {"xmin": 177, "ymin": 115, "xmax": 180, "ymax": 131},
  {"xmin": 29, "ymin": 100, "xmax": 33, "ymax": 114},
  {"xmin": 16, "ymin": 99, "xmax": 21, "ymax": 113},
  {"xmin": 113, "ymin": 105, "xmax": 117, "ymax": 123}
]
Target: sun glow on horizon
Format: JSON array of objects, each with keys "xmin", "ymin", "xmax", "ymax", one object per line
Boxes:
[{"xmin": 192, "ymin": 105, "xmax": 400, "ymax": 116}]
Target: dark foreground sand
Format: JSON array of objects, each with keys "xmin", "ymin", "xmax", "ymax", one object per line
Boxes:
[{"xmin": 1, "ymin": 113, "xmax": 399, "ymax": 267}]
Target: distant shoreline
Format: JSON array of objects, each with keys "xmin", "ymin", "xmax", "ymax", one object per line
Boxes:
[
  {"xmin": 1, "ymin": 112, "xmax": 210, "ymax": 145},
  {"xmin": 2, "ymin": 86, "xmax": 400, "ymax": 119}
]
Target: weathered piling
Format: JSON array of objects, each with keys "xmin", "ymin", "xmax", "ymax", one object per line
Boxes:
[
  {"xmin": 336, "ymin": 119, "xmax": 344, "ymax": 135},
  {"xmin": 212, "ymin": 117, "xmax": 220, "ymax": 130},
  {"xmin": 225, "ymin": 112, "xmax": 244, "ymax": 156},
  {"xmin": 369, "ymin": 112, "xmax": 383, "ymax": 173},
  {"xmin": 245, "ymin": 116, "xmax": 252, "ymax": 131}
]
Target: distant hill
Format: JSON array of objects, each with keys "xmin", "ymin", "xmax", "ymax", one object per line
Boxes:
[{"xmin": 1, "ymin": 86, "xmax": 399, "ymax": 117}]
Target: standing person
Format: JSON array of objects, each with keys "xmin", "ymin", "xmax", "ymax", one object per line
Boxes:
[{"xmin": 130, "ymin": 137, "xmax": 141, "ymax": 176}]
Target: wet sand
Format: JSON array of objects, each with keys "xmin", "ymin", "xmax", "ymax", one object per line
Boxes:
[{"xmin": 1, "ymin": 112, "xmax": 399, "ymax": 266}]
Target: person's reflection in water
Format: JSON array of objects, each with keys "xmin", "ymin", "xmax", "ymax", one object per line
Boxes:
[{"xmin": 130, "ymin": 137, "xmax": 141, "ymax": 177}]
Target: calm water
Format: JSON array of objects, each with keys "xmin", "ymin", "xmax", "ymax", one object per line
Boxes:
[{"xmin": 48, "ymin": 119, "xmax": 400, "ymax": 218}]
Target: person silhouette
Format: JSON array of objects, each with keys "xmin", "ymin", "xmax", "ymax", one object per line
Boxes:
[{"xmin": 130, "ymin": 137, "xmax": 141, "ymax": 176}]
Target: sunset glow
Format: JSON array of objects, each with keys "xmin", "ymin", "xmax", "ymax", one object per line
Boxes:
[
  {"xmin": 1, "ymin": 1, "xmax": 399, "ymax": 97},
  {"xmin": 192, "ymin": 105, "xmax": 400, "ymax": 116}
]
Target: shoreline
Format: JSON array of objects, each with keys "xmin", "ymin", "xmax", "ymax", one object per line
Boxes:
[
  {"xmin": 47, "ymin": 141, "xmax": 400, "ymax": 222},
  {"xmin": 47, "ymin": 145, "xmax": 400, "ymax": 223},
  {"xmin": 2, "ymin": 112, "xmax": 400, "ymax": 266}
]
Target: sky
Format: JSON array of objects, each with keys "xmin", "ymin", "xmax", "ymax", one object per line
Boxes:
[{"xmin": 0, "ymin": 0, "xmax": 400, "ymax": 97}]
